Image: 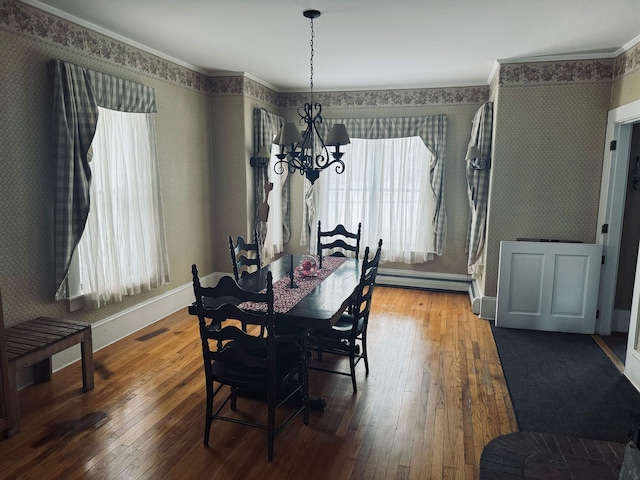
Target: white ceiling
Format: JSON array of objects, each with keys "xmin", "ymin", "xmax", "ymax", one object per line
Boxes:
[{"xmin": 24, "ymin": 0, "xmax": 640, "ymax": 92}]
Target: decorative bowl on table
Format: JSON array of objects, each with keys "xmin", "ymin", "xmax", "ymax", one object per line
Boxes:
[{"xmin": 296, "ymin": 255, "xmax": 318, "ymax": 277}]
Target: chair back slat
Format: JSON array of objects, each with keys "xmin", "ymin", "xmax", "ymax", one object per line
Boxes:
[
  {"xmin": 317, "ymin": 221, "xmax": 361, "ymax": 268},
  {"xmin": 229, "ymin": 232, "xmax": 261, "ymax": 281},
  {"xmin": 351, "ymin": 239, "xmax": 383, "ymax": 322}
]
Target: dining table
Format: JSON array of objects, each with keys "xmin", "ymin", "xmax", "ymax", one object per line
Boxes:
[
  {"xmin": 237, "ymin": 254, "xmax": 361, "ymax": 328},
  {"xmin": 189, "ymin": 253, "xmax": 363, "ymax": 409}
]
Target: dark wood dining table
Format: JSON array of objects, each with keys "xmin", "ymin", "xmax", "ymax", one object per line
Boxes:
[
  {"xmin": 190, "ymin": 254, "xmax": 361, "ymax": 329},
  {"xmin": 237, "ymin": 254, "xmax": 361, "ymax": 329}
]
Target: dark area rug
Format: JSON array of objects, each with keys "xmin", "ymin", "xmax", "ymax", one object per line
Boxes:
[{"xmin": 491, "ymin": 322, "xmax": 640, "ymax": 443}]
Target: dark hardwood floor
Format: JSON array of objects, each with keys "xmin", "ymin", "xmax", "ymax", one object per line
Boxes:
[{"xmin": 0, "ymin": 287, "xmax": 518, "ymax": 479}]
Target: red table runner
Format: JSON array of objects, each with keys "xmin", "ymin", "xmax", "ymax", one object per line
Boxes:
[{"xmin": 240, "ymin": 256, "xmax": 347, "ymax": 313}]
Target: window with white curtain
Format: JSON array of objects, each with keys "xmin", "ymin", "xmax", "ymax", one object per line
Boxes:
[
  {"xmin": 262, "ymin": 142, "xmax": 286, "ymax": 261},
  {"xmin": 75, "ymin": 106, "xmax": 169, "ymax": 308},
  {"xmin": 317, "ymin": 136, "xmax": 435, "ymax": 263}
]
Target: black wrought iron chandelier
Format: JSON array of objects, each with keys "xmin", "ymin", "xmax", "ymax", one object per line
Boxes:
[{"xmin": 273, "ymin": 9, "xmax": 350, "ymax": 185}]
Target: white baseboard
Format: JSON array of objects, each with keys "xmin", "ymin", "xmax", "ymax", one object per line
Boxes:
[
  {"xmin": 376, "ymin": 268, "xmax": 470, "ymax": 292},
  {"xmin": 468, "ymin": 278, "xmax": 482, "ymax": 314},
  {"xmin": 16, "ymin": 272, "xmax": 224, "ymax": 390},
  {"xmin": 479, "ymin": 296, "xmax": 496, "ymax": 320}
]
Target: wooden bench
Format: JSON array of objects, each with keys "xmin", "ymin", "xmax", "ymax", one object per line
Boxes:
[{"xmin": 3, "ymin": 316, "xmax": 94, "ymax": 437}]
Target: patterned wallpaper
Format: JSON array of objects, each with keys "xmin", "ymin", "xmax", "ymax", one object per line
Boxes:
[
  {"xmin": 477, "ymin": 50, "xmax": 640, "ymax": 297},
  {"xmin": 0, "ymin": 3, "xmax": 213, "ymax": 327},
  {"xmin": 2, "ymin": 0, "xmax": 640, "ymax": 326},
  {"xmin": 483, "ymin": 78, "xmax": 613, "ymax": 297},
  {"xmin": 611, "ymin": 68, "xmax": 640, "ymax": 110},
  {"xmin": 210, "ymin": 95, "xmax": 250, "ymax": 273}
]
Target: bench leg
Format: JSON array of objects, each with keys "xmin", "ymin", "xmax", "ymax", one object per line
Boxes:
[
  {"xmin": 6, "ymin": 362, "xmax": 20, "ymax": 437},
  {"xmin": 33, "ymin": 358, "xmax": 53, "ymax": 384},
  {"xmin": 80, "ymin": 330, "xmax": 94, "ymax": 392}
]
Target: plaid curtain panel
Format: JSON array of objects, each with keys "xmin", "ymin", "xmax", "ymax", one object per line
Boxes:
[
  {"xmin": 465, "ymin": 102, "xmax": 493, "ymax": 274},
  {"xmin": 253, "ymin": 109, "xmax": 286, "ymax": 251},
  {"xmin": 51, "ymin": 59, "xmax": 157, "ymax": 299},
  {"xmin": 304, "ymin": 115, "xmax": 448, "ymax": 255}
]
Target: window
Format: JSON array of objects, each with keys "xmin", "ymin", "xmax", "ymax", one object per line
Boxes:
[
  {"xmin": 74, "ymin": 106, "xmax": 169, "ymax": 308},
  {"xmin": 317, "ymin": 136, "xmax": 435, "ymax": 263},
  {"xmin": 262, "ymin": 141, "xmax": 286, "ymax": 260}
]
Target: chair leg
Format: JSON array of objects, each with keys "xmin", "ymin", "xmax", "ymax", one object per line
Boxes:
[
  {"xmin": 267, "ymin": 389, "xmax": 276, "ymax": 461},
  {"xmin": 302, "ymin": 353, "xmax": 310, "ymax": 425},
  {"xmin": 204, "ymin": 380, "xmax": 213, "ymax": 446},
  {"xmin": 230, "ymin": 386, "xmax": 237, "ymax": 411},
  {"xmin": 349, "ymin": 342, "xmax": 358, "ymax": 394},
  {"xmin": 362, "ymin": 328, "xmax": 369, "ymax": 375},
  {"xmin": 317, "ymin": 337, "xmax": 323, "ymax": 362}
]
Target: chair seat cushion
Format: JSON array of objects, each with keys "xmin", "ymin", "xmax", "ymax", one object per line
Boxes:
[
  {"xmin": 210, "ymin": 344, "xmax": 302, "ymax": 387},
  {"xmin": 326, "ymin": 314, "xmax": 365, "ymax": 338}
]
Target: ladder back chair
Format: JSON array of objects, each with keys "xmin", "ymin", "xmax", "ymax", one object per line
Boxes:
[
  {"xmin": 191, "ymin": 264, "xmax": 310, "ymax": 461},
  {"xmin": 229, "ymin": 231, "xmax": 261, "ymax": 281},
  {"xmin": 317, "ymin": 221, "xmax": 361, "ymax": 269},
  {"xmin": 311, "ymin": 238, "xmax": 382, "ymax": 393}
]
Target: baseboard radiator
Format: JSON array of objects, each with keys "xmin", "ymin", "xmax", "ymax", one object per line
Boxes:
[{"xmin": 376, "ymin": 268, "xmax": 470, "ymax": 292}]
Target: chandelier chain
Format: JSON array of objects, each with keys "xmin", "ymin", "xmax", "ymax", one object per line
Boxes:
[
  {"xmin": 309, "ymin": 15, "xmax": 314, "ymax": 95},
  {"xmin": 271, "ymin": 9, "xmax": 348, "ymax": 185}
]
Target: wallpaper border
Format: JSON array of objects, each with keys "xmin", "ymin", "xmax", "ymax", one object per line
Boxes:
[
  {"xmin": 499, "ymin": 59, "xmax": 613, "ymax": 86},
  {"xmin": 278, "ymin": 87, "xmax": 490, "ymax": 108},
  {"xmin": 4, "ymin": 0, "xmax": 638, "ymax": 101},
  {"xmin": 613, "ymin": 40, "xmax": 640, "ymax": 79},
  {"xmin": 0, "ymin": 0, "xmax": 211, "ymax": 93}
]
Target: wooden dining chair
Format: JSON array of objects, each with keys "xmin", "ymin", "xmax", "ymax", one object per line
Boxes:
[
  {"xmin": 317, "ymin": 221, "xmax": 361, "ymax": 269},
  {"xmin": 191, "ymin": 264, "xmax": 310, "ymax": 461},
  {"xmin": 229, "ymin": 231, "xmax": 261, "ymax": 281},
  {"xmin": 310, "ymin": 238, "xmax": 382, "ymax": 393}
]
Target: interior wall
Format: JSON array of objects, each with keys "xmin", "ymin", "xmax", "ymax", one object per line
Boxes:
[
  {"xmin": 276, "ymin": 87, "xmax": 488, "ymax": 277},
  {"xmin": 210, "ymin": 93, "xmax": 247, "ymax": 274},
  {"xmin": 484, "ymin": 60, "xmax": 613, "ymax": 297},
  {"xmin": 209, "ymin": 81, "xmax": 280, "ymax": 274},
  {"xmin": 4, "ymin": 0, "xmax": 637, "ymax": 331},
  {"xmin": 0, "ymin": 1, "xmax": 214, "ymax": 327}
]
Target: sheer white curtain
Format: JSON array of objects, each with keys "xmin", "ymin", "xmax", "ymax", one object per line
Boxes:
[
  {"xmin": 262, "ymin": 146, "xmax": 287, "ymax": 260},
  {"xmin": 317, "ymin": 136, "xmax": 434, "ymax": 263},
  {"xmin": 77, "ymin": 106, "xmax": 169, "ymax": 308}
]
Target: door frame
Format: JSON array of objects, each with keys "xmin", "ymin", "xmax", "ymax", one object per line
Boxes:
[{"xmin": 596, "ymin": 99, "xmax": 640, "ymax": 336}]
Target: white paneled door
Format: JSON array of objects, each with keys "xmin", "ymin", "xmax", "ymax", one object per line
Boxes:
[{"xmin": 496, "ymin": 241, "xmax": 602, "ymax": 334}]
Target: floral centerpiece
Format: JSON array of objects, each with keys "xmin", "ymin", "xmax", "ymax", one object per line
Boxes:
[{"xmin": 296, "ymin": 255, "xmax": 318, "ymax": 277}]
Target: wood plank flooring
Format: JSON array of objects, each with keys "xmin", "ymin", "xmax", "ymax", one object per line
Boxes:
[{"xmin": 0, "ymin": 287, "xmax": 518, "ymax": 479}]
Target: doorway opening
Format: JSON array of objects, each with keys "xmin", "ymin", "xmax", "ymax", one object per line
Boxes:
[
  {"xmin": 604, "ymin": 123, "xmax": 640, "ymax": 363},
  {"xmin": 596, "ymin": 99, "xmax": 640, "ymax": 390}
]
